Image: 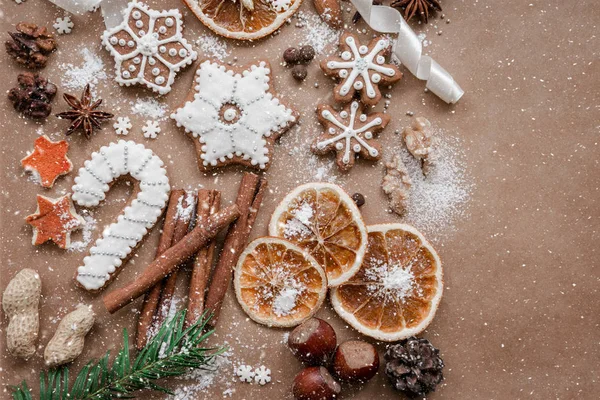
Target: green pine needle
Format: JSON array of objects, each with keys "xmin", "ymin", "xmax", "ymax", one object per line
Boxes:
[{"xmin": 11, "ymin": 310, "xmax": 224, "ymax": 400}]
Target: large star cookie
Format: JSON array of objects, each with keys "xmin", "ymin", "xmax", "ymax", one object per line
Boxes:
[
  {"xmin": 321, "ymin": 32, "xmax": 402, "ymax": 106},
  {"xmin": 171, "ymin": 60, "xmax": 298, "ymax": 171},
  {"xmin": 21, "ymin": 135, "xmax": 72, "ymax": 188},
  {"xmin": 25, "ymin": 194, "xmax": 84, "ymax": 249},
  {"xmin": 101, "ymin": 1, "xmax": 197, "ymax": 95},
  {"xmin": 312, "ymin": 101, "xmax": 390, "ymax": 171}
]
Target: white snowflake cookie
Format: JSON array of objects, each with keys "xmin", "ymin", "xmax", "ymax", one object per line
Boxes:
[
  {"xmin": 142, "ymin": 120, "xmax": 161, "ymax": 139},
  {"xmin": 114, "ymin": 117, "xmax": 132, "ymax": 135},
  {"xmin": 53, "ymin": 16, "xmax": 74, "ymax": 34},
  {"xmin": 101, "ymin": 1, "xmax": 197, "ymax": 95},
  {"xmin": 312, "ymin": 101, "xmax": 390, "ymax": 171},
  {"xmin": 171, "ymin": 60, "xmax": 298, "ymax": 171},
  {"xmin": 254, "ymin": 366, "xmax": 271, "ymax": 385},
  {"xmin": 235, "ymin": 365, "xmax": 255, "ymax": 383},
  {"xmin": 321, "ymin": 32, "xmax": 402, "ymax": 106}
]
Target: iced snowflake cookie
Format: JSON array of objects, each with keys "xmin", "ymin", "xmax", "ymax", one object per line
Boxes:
[
  {"xmin": 312, "ymin": 101, "xmax": 390, "ymax": 171},
  {"xmin": 171, "ymin": 60, "xmax": 298, "ymax": 171},
  {"xmin": 101, "ymin": 1, "xmax": 197, "ymax": 95},
  {"xmin": 321, "ymin": 32, "xmax": 402, "ymax": 106},
  {"xmin": 71, "ymin": 140, "xmax": 170, "ymax": 291}
]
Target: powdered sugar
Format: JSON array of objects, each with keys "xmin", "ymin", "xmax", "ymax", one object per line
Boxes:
[
  {"xmin": 196, "ymin": 34, "xmax": 231, "ymax": 61},
  {"xmin": 295, "ymin": 11, "xmax": 341, "ymax": 55},
  {"xmin": 68, "ymin": 211, "xmax": 96, "ymax": 252},
  {"xmin": 131, "ymin": 98, "xmax": 168, "ymax": 121},
  {"xmin": 273, "ymin": 286, "xmax": 301, "ymax": 317},
  {"xmin": 59, "ymin": 48, "xmax": 107, "ymax": 96},
  {"xmin": 399, "ymin": 132, "xmax": 473, "ymax": 238},
  {"xmin": 176, "ymin": 192, "xmax": 196, "ymax": 222},
  {"xmin": 170, "ymin": 351, "xmax": 232, "ymax": 400},
  {"xmin": 283, "ymin": 201, "xmax": 314, "ymax": 239}
]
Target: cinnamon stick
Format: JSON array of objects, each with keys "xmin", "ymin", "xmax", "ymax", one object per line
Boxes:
[
  {"xmin": 103, "ymin": 204, "xmax": 240, "ymax": 314},
  {"xmin": 154, "ymin": 191, "xmax": 197, "ymax": 327},
  {"xmin": 204, "ymin": 173, "xmax": 268, "ymax": 327},
  {"xmin": 135, "ymin": 190, "xmax": 183, "ymax": 350},
  {"xmin": 185, "ymin": 190, "xmax": 221, "ymax": 328}
]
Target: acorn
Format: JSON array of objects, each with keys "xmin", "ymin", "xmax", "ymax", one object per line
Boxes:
[
  {"xmin": 288, "ymin": 318, "xmax": 337, "ymax": 365},
  {"xmin": 293, "ymin": 366, "xmax": 341, "ymax": 400},
  {"xmin": 332, "ymin": 340, "xmax": 380, "ymax": 383}
]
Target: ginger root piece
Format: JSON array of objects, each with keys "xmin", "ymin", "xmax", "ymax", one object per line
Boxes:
[
  {"xmin": 382, "ymin": 154, "xmax": 412, "ymax": 216},
  {"xmin": 2, "ymin": 269, "xmax": 42, "ymax": 359},
  {"xmin": 403, "ymin": 117, "xmax": 437, "ymax": 176},
  {"xmin": 44, "ymin": 304, "xmax": 95, "ymax": 367}
]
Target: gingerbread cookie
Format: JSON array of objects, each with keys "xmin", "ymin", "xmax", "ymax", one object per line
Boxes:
[
  {"xmin": 312, "ymin": 101, "xmax": 390, "ymax": 171},
  {"xmin": 321, "ymin": 32, "xmax": 402, "ymax": 106},
  {"xmin": 171, "ymin": 60, "xmax": 298, "ymax": 171},
  {"xmin": 72, "ymin": 140, "xmax": 170, "ymax": 291},
  {"xmin": 21, "ymin": 135, "xmax": 72, "ymax": 188},
  {"xmin": 25, "ymin": 194, "xmax": 84, "ymax": 249},
  {"xmin": 101, "ymin": 1, "xmax": 197, "ymax": 95}
]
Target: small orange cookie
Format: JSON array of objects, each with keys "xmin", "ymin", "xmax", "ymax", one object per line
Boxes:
[
  {"xmin": 21, "ymin": 135, "xmax": 72, "ymax": 188},
  {"xmin": 25, "ymin": 194, "xmax": 84, "ymax": 249}
]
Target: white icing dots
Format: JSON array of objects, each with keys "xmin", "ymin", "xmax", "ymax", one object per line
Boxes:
[
  {"xmin": 122, "ymin": 71, "xmax": 131, "ymax": 78},
  {"xmin": 341, "ymin": 51, "xmax": 352, "ymax": 60},
  {"xmin": 170, "ymin": 61, "xmax": 296, "ymax": 170},
  {"xmin": 376, "ymin": 55, "xmax": 385, "ymax": 64},
  {"xmin": 169, "ymin": 48, "xmax": 177, "ymax": 57},
  {"xmin": 152, "ymin": 67, "xmax": 160, "ymax": 76},
  {"xmin": 101, "ymin": 2, "xmax": 197, "ymax": 95},
  {"xmin": 359, "ymin": 114, "xmax": 367, "ymax": 122},
  {"xmin": 359, "ymin": 45, "xmax": 368, "ymax": 54},
  {"xmin": 72, "ymin": 140, "xmax": 170, "ymax": 291},
  {"xmin": 372, "ymin": 73, "xmax": 381, "ymax": 83}
]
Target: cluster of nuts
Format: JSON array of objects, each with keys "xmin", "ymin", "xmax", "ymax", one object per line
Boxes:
[
  {"xmin": 288, "ymin": 318, "xmax": 380, "ymax": 399},
  {"xmin": 283, "ymin": 45, "xmax": 316, "ymax": 81}
]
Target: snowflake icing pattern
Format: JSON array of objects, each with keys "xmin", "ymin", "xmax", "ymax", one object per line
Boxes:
[
  {"xmin": 113, "ymin": 117, "xmax": 132, "ymax": 135},
  {"xmin": 53, "ymin": 16, "xmax": 74, "ymax": 34},
  {"xmin": 313, "ymin": 101, "xmax": 390, "ymax": 171},
  {"xmin": 254, "ymin": 366, "xmax": 272, "ymax": 385},
  {"xmin": 101, "ymin": 2, "xmax": 197, "ymax": 95},
  {"xmin": 321, "ymin": 32, "xmax": 402, "ymax": 106},
  {"xmin": 142, "ymin": 120, "xmax": 161, "ymax": 139},
  {"xmin": 236, "ymin": 365, "xmax": 255, "ymax": 383},
  {"xmin": 171, "ymin": 60, "xmax": 297, "ymax": 170}
]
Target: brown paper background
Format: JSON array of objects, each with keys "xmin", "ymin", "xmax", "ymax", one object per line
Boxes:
[{"xmin": 1, "ymin": 0, "xmax": 598, "ymax": 399}]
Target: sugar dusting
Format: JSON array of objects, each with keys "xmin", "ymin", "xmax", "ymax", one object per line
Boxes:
[
  {"xmin": 273, "ymin": 286, "xmax": 301, "ymax": 317},
  {"xmin": 68, "ymin": 211, "xmax": 97, "ymax": 252},
  {"xmin": 196, "ymin": 34, "xmax": 231, "ymax": 61},
  {"xmin": 170, "ymin": 351, "xmax": 233, "ymax": 400},
  {"xmin": 365, "ymin": 260, "xmax": 416, "ymax": 301},
  {"xmin": 283, "ymin": 201, "xmax": 314, "ymax": 240},
  {"xmin": 175, "ymin": 192, "xmax": 196, "ymax": 222},
  {"xmin": 400, "ymin": 133, "xmax": 473, "ymax": 238},
  {"xmin": 59, "ymin": 48, "xmax": 107, "ymax": 96},
  {"xmin": 130, "ymin": 98, "xmax": 168, "ymax": 121},
  {"xmin": 295, "ymin": 11, "xmax": 341, "ymax": 55}
]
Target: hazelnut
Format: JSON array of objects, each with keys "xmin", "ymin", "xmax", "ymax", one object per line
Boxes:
[
  {"xmin": 288, "ymin": 318, "xmax": 337, "ymax": 365},
  {"xmin": 332, "ymin": 340, "xmax": 379, "ymax": 383},
  {"xmin": 292, "ymin": 64, "xmax": 308, "ymax": 81},
  {"xmin": 293, "ymin": 366, "xmax": 341, "ymax": 400},
  {"xmin": 299, "ymin": 45, "xmax": 316, "ymax": 63},
  {"xmin": 284, "ymin": 47, "xmax": 301, "ymax": 64}
]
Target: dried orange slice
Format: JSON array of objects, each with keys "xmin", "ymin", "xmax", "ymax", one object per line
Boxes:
[
  {"xmin": 184, "ymin": 0, "xmax": 302, "ymax": 40},
  {"xmin": 269, "ymin": 183, "xmax": 367, "ymax": 287},
  {"xmin": 331, "ymin": 224, "xmax": 443, "ymax": 341},
  {"xmin": 234, "ymin": 237, "xmax": 328, "ymax": 327}
]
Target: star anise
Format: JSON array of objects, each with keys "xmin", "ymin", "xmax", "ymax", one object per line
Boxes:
[
  {"xmin": 391, "ymin": 0, "xmax": 442, "ymax": 23},
  {"xmin": 56, "ymin": 84, "xmax": 114, "ymax": 139}
]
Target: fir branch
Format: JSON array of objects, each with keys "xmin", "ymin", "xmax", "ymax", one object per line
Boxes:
[{"xmin": 11, "ymin": 311, "xmax": 224, "ymax": 400}]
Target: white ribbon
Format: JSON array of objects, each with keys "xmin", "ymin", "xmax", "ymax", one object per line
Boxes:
[
  {"xmin": 47, "ymin": 0, "xmax": 129, "ymax": 29},
  {"xmin": 351, "ymin": 0, "xmax": 464, "ymax": 104}
]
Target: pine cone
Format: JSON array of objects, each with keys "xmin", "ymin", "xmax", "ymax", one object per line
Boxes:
[
  {"xmin": 8, "ymin": 72, "xmax": 57, "ymax": 119},
  {"xmin": 384, "ymin": 337, "xmax": 444, "ymax": 397},
  {"xmin": 5, "ymin": 22, "xmax": 57, "ymax": 68}
]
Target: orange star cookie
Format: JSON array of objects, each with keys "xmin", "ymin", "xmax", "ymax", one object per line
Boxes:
[
  {"xmin": 25, "ymin": 194, "xmax": 84, "ymax": 249},
  {"xmin": 21, "ymin": 135, "xmax": 72, "ymax": 188}
]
